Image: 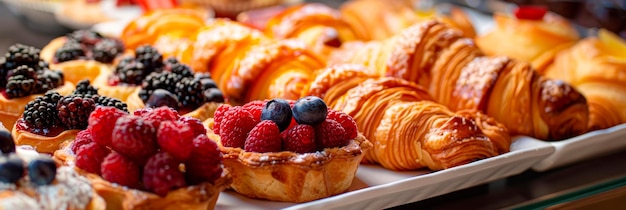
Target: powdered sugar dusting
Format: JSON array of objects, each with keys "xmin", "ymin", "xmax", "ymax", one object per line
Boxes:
[{"xmin": 34, "ymin": 166, "xmax": 93, "ymax": 210}]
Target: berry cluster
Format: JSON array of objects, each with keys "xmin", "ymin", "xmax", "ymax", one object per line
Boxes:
[
  {"xmin": 214, "ymin": 96, "xmax": 358, "ymax": 153},
  {"xmin": 22, "ymin": 80, "xmax": 128, "ymax": 133},
  {"xmin": 54, "ymin": 30, "xmax": 124, "ymax": 64},
  {"xmin": 110, "ymin": 45, "xmax": 163, "ymax": 86},
  {"xmin": 74, "ymin": 106, "xmax": 222, "ymax": 196},
  {"xmin": 0, "ymin": 128, "xmax": 57, "ymax": 186},
  {"xmin": 0, "ymin": 44, "xmax": 65, "ymax": 99}
]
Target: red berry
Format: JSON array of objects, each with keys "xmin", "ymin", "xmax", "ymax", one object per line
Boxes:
[
  {"xmin": 514, "ymin": 6, "xmax": 547, "ymax": 20},
  {"xmin": 157, "ymin": 121, "xmax": 195, "ymax": 162},
  {"xmin": 213, "ymin": 104, "xmax": 232, "ymax": 135},
  {"xmin": 315, "ymin": 119, "xmax": 349, "ymax": 150},
  {"xmin": 143, "ymin": 152, "xmax": 187, "ymax": 197},
  {"xmin": 88, "ymin": 106, "xmax": 127, "ymax": 147},
  {"xmin": 327, "ymin": 109, "xmax": 358, "ymax": 139},
  {"xmin": 219, "ymin": 107, "xmax": 256, "ymax": 148},
  {"xmin": 101, "ymin": 151, "xmax": 141, "ymax": 189},
  {"xmin": 178, "ymin": 116, "xmax": 206, "ymax": 137},
  {"xmin": 71, "ymin": 129, "xmax": 94, "ymax": 154},
  {"xmin": 75, "ymin": 142, "xmax": 111, "ymax": 175},
  {"xmin": 282, "ymin": 124, "xmax": 316, "ymax": 153},
  {"xmin": 140, "ymin": 106, "xmax": 180, "ymax": 127},
  {"xmin": 133, "ymin": 108, "xmax": 152, "ymax": 117},
  {"xmin": 242, "ymin": 100, "xmax": 265, "ymax": 123},
  {"xmin": 111, "ymin": 115, "xmax": 158, "ymax": 163},
  {"xmin": 285, "ymin": 117, "xmax": 298, "ymax": 131},
  {"xmin": 186, "ymin": 135, "xmax": 222, "ymax": 185},
  {"xmin": 244, "ymin": 120, "xmax": 282, "ymax": 153}
]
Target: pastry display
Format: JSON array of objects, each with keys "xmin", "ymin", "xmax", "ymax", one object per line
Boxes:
[
  {"xmin": 545, "ymin": 29, "xmax": 626, "ymax": 130},
  {"xmin": 208, "ymin": 97, "xmax": 371, "ymax": 202},
  {"xmin": 0, "ymin": 126, "xmax": 104, "ymax": 210},
  {"xmin": 54, "ymin": 106, "xmax": 231, "ymax": 209},
  {"xmin": 475, "ymin": 7, "xmax": 580, "ymax": 73},
  {"xmin": 12, "ymin": 80, "xmax": 128, "ymax": 153},
  {"xmin": 330, "ymin": 20, "xmax": 589, "ymax": 141},
  {"xmin": 0, "ymin": 44, "xmax": 74, "ymax": 130}
]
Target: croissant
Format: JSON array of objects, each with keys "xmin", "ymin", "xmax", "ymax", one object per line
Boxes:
[
  {"xmin": 545, "ymin": 29, "xmax": 626, "ymax": 130},
  {"xmin": 475, "ymin": 12, "xmax": 579, "ymax": 73},
  {"xmin": 330, "ymin": 20, "xmax": 589, "ymax": 141},
  {"xmin": 304, "ymin": 66, "xmax": 511, "ymax": 170}
]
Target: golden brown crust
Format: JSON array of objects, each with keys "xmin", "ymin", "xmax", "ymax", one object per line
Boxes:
[{"xmin": 12, "ymin": 125, "xmax": 80, "ymax": 154}]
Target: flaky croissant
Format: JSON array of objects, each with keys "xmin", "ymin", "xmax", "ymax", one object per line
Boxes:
[
  {"xmin": 304, "ymin": 66, "xmax": 511, "ymax": 170},
  {"xmin": 330, "ymin": 20, "xmax": 589, "ymax": 141}
]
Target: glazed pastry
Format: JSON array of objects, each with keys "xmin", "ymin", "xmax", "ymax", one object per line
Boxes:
[
  {"xmin": 208, "ymin": 97, "xmax": 372, "ymax": 202},
  {"xmin": 0, "ymin": 44, "xmax": 74, "ymax": 130},
  {"xmin": 304, "ymin": 69, "xmax": 510, "ymax": 170},
  {"xmin": 475, "ymin": 8, "xmax": 580, "ymax": 73},
  {"xmin": 12, "ymin": 80, "xmax": 128, "ymax": 153},
  {"xmin": 54, "ymin": 106, "xmax": 231, "ymax": 210},
  {"xmin": 330, "ymin": 20, "xmax": 589, "ymax": 141},
  {"xmin": 545, "ymin": 29, "xmax": 626, "ymax": 130}
]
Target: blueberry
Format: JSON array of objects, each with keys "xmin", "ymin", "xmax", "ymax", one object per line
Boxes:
[
  {"xmin": 28, "ymin": 157, "xmax": 56, "ymax": 186},
  {"xmin": 0, "ymin": 154, "xmax": 24, "ymax": 183},
  {"xmin": 199, "ymin": 78, "xmax": 217, "ymax": 90},
  {"xmin": 261, "ymin": 99, "xmax": 293, "ymax": 131},
  {"xmin": 292, "ymin": 96, "xmax": 327, "ymax": 126},
  {"xmin": 146, "ymin": 89, "xmax": 179, "ymax": 109},
  {"xmin": 203, "ymin": 88, "xmax": 224, "ymax": 103},
  {"xmin": 0, "ymin": 129, "xmax": 15, "ymax": 154}
]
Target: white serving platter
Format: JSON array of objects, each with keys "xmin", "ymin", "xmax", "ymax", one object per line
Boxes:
[{"xmin": 215, "ymin": 136, "xmax": 554, "ymax": 209}]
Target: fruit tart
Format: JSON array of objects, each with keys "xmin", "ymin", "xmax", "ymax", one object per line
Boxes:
[
  {"xmin": 0, "ymin": 127, "xmax": 105, "ymax": 210},
  {"xmin": 0, "ymin": 44, "xmax": 74, "ymax": 130},
  {"xmin": 208, "ymin": 96, "xmax": 372, "ymax": 202},
  {"xmin": 12, "ymin": 80, "xmax": 129, "ymax": 154},
  {"xmin": 54, "ymin": 106, "xmax": 231, "ymax": 210},
  {"xmin": 40, "ymin": 30, "xmax": 125, "ymax": 85}
]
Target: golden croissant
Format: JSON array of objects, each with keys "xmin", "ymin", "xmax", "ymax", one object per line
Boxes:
[
  {"xmin": 304, "ymin": 65, "xmax": 511, "ymax": 170},
  {"xmin": 329, "ymin": 20, "xmax": 589, "ymax": 141}
]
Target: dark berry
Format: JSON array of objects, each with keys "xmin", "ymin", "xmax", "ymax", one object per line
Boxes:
[
  {"xmin": 111, "ymin": 115, "xmax": 158, "ymax": 163},
  {"xmin": 292, "ymin": 96, "xmax": 328, "ymax": 125},
  {"xmin": 145, "ymin": 89, "xmax": 179, "ymax": 109},
  {"xmin": 0, "ymin": 153, "xmax": 24, "ymax": 183},
  {"xmin": 34, "ymin": 70, "xmax": 64, "ymax": 94},
  {"xmin": 57, "ymin": 94, "xmax": 96, "ymax": 129},
  {"xmin": 54, "ymin": 41, "xmax": 85, "ymax": 63},
  {"xmin": 73, "ymin": 79, "xmax": 98, "ymax": 95},
  {"xmin": 199, "ymin": 77, "xmax": 217, "ymax": 90},
  {"xmin": 0, "ymin": 129, "xmax": 15, "ymax": 154},
  {"xmin": 203, "ymin": 88, "xmax": 224, "ymax": 103},
  {"xmin": 114, "ymin": 59, "xmax": 147, "ymax": 85},
  {"xmin": 66, "ymin": 30, "xmax": 103, "ymax": 46},
  {"xmin": 261, "ymin": 99, "xmax": 292, "ymax": 131},
  {"xmin": 135, "ymin": 45, "xmax": 163, "ymax": 72},
  {"xmin": 6, "ymin": 65, "xmax": 37, "ymax": 79},
  {"xmin": 23, "ymin": 91, "xmax": 62, "ymax": 129},
  {"xmin": 6, "ymin": 75, "xmax": 36, "ymax": 98},
  {"xmin": 164, "ymin": 58, "xmax": 193, "ymax": 80},
  {"xmin": 92, "ymin": 39, "xmax": 124, "ymax": 63},
  {"xmin": 91, "ymin": 95, "xmax": 128, "ymax": 113},
  {"xmin": 0, "ymin": 44, "xmax": 41, "ymax": 83},
  {"xmin": 101, "ymin": 151, "xmax": 141, "ymax": 188},
  {"xmin": 28, "ymin": 157, "xmax": 56, "ymax": 185},
  {"xmin": 175, "ymin": 78, "xmax": 204, "ymax": 109},
  {"xmin": 143, "ymin": 152, "xmax": 186, "ymax": 196},
  {"xmin": 139, "ymin": 72, "xmax": 178, "ymax": 102}
]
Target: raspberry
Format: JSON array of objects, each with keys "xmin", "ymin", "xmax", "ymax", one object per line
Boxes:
[
  {"xmin": 327, "ymin": 109, "xmax": 358, "ymax": 139},
  {"xmin": 101, "ymin": 152, "xmax": 141, "ymax": 189},
  {"xmin": 242, "ymin": 100, "xmax": 265, "ymax": 123},
  {"xmin": 111, "ymin": 115, "xmax": 157, "ymax": 163},
  {"xmin": 143, "ymin": 152, "xmax": 186, "ymax": 196},
  {"xmin": 157, "ymin": 121, "xmax": 194, "ymax": 162},
  {"xmin": 139, "ymin": 106, "xmax": 180, "ymax": 127},
  {"xmin": 71, "ymin": 129, "xmax": 93, "ymax": 154},
  {"xmin": 314, "ymin": 119, "xmax": 349, "ymax": 150},
  {"xmin": 178, "ymin": 116, "xmax": 206, "ymax": 137},
  {"xmin": 186, "ymin": 135, "xmax": 222, "ymax": 185},
  {"xmin": 219, "ymin": 107, "xmax": 256, "ymax": 148},
  {"xmin": 244, "ymin": 120, "xmax": 282, "ymax": 153},
  {"xmin": 88, "ymin": 106, "xmax": 127, "ymax": 147},
  {"xmin": 75, "ymin": 142, "xmax": 110, "ymax": 175},
  {"xmin": 285, "ymin": 117, "xmax": 298, "ymax": 132},
  {"xmin": 212, "ymin": 104, "xmax": 231, "ymax": 135},
  {"xmin": 282, "ymin": 124, "xmax": 316, "ymax": 153}
]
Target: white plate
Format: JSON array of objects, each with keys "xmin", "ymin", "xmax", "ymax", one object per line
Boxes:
[
  {"xmin": 532, "ymin": 123, "xmax": 626, "ymax": 172},
  {"xmin": 215, "ymin": 137, "xmax": 554, "ymax": 209}
]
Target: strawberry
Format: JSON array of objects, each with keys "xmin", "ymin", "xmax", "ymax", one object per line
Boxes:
[{"xmin": 244, "ymin": 120, "xmax": 282, "ymax": 153}]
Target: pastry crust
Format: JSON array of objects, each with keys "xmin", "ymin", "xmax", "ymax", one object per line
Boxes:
[
  {"xmin": 12, "ymin": 121, "xmax": 80, "ymax": 154},
  {"xmin": 0, "ymin": 82, "xmax": 74, "ymax": 130}
]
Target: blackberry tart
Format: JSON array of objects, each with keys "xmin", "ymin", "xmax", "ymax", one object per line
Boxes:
[
  {"xmin": 12, "ymin": 80, "xmax": 128, "ymax": 153},
  {"xmin": 0, "ymin": 44, "xmax": 74, "ymax": 129}
]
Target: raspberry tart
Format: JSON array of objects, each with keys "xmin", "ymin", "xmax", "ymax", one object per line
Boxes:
[
  {"xmin": 54, "ymin": 106, "xmax": 231, "ymax": 210},
  {"xmin": 208, "ymin": 96, "xmax": 372, "ymax": 202},
  {"xmin": 12, "ymin": 80, "xmax": 128, "ymax": 153},
  {"xmin": 0, "ymin": 44, "xmax": 74, "ymax": 129},
  {"xmin": 0, "ymin": 126, "xmax": 105, "ymax": 210}
]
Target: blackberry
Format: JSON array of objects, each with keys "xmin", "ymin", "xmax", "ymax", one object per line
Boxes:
[
  {"xmin": 0, "ymin": 44, "xmax": 42, "ymax": 86},
  {"xmin": 23, "ymin": 92, "xmax": 62, "ymax": 129},
  {"xmin": 134, "ymin": 45, "xmax": 163, "ymax": 72},
  {"xmin": 6, "ymin": 65, "xmax": 37, "ymax": 80},
  {"xmin": 93, "ymin": 39, "xmax": 124, "ymax": 63},
  {"xmin": 57, "ymin": 94, "xmax": 96, "ymax": 129},
  {"xmin": 164, "ymin": 57, "xmax": 193, "ymax": 79},
  {"xmin": 138, "ymin": 72, "xmax": 178, "ymax": 102},
  {"xmin": 91, "ymin": 95, "xmax": 128, "ymax": 113},
  {"xmin": 73, "ymin": 79, "xmax": 98, "ymax": 95},
  {"xmin": 66, "ymin": 30, "xmax": 103, "ymax": 47},
  {"xmin": 203, "ymin": 88, "xmax": 225, "ymax": 103},
  {"xmin": 34, "ymin": 70, "xmax": 64, "ymax": 94},
  {"xmin": 175, "ymin": 78, "xmax": 205, "ymax": 109},
  {"xmin": 114, "ymin": 60, "xmax": 146, "ymax": 85},
  {"xmin": 54, "ymin": 41, "xmax": 85, "ymax": 63},
  {"xmin": 5, "ymin": 75, "xmax": 36, "ymax": 98}
]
